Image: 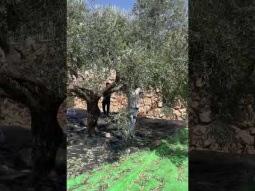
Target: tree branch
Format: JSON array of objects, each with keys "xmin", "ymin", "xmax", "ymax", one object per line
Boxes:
[
  {"xmin": 68, "ymin": 85, "xmax": 98, "ymax": 102},
  {"xmin": 102, "ymin": 70, "xmax": 125, "ymax": 95},
  {"xmin": 0, "ymin": 75, "xmax": 38, "ymax": 108},
  {"xmin": 9, "ymin": 72, "xmax": 46, "ymax": 89}
]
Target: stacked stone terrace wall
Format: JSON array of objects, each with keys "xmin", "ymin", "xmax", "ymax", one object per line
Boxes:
[
  {"xmin": 73, "ymin": 91, "xmax": 187, "ymax": 120},
  {"xmin": 189, "ymin": 76, "xmax": 255, "ymax": 154},
  {"xmin": 0, "ymin": 91, "xmax": 187, "ymax": 128}
]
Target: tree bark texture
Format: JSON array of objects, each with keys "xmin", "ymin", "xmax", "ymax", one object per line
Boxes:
[
  {"xmin": 29, "ymin": 103, "xmax": 64, "ymax": 184},
  {"xmin": 86, "ymin": 96, "xmax": 101, "ymax": 136}
]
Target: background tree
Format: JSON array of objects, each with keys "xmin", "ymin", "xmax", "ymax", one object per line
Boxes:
[
  {"xmin": 132, "ymin": 0, "xmax": 188, "ymax": 106},
  {"xmin": 189, "ymin": 0, "xmax": 255, "ymax": 148},
  {"xmin": 190, "ymin": 0, "xmax": 255, "ymax": 120}
]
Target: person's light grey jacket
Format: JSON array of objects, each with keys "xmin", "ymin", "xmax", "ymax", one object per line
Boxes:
[{"xmin": 130, "ymin": 88, "xmax": 141, "ymax": 109}]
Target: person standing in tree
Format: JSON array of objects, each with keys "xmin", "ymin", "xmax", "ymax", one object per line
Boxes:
[
  {"xmin": 129, "ymin": 85, "xmax": 142, "ymax": 136},
  {"xmin": 102, "ymin": 82, "xmax": 111, "ymax": 117}
]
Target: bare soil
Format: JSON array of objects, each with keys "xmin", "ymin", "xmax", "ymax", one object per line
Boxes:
[
  {"xmin": 67, "ymin": 109, "xmax": 186, "ymax": 179},
  {"xmin": 189, "ymin": 150, "xmax": 255, "ymax": 191},
  {"xmin": 0, "ymin": 125, "xmax": 66, "ymax": 191}
]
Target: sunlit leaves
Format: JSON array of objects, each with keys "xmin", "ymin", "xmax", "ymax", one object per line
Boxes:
[{"xmin": 68, "ymin": 0, "xmax": 188, "ymax": 105}]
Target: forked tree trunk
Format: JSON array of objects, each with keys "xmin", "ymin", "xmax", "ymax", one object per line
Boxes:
[
  {"xmin": 29, "ymin": 103, "xmax": 64, "ymax": 184},
  {"xmin": 86, "ymin": 96, "xmax": 101, "ymax": 136}
]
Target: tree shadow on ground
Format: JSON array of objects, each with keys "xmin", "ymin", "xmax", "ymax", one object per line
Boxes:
[
  {"xmin": 99, "ymin": 115, "xmax": 186, "ymax": 165},
  {"xmin": 67, "ymin": 108, "xmax": 255, "ymax": 190},
  {"xmin": 189, "ymin": 150, "xmax": 255, "ymax": 191},
  {"xmin": 147, "ymin": 127, "xmax": 188, "ymax": 167},
  {"xmin": 0, "ymin": 125, "xmax": 66, "ymax": 191},
  {"xmin": 67, "ymin": 108, "xmax": 188, "ymax": 177}
]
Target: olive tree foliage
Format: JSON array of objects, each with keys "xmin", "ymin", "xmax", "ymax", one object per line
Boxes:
[
  {"xmin": 0, "ymin": 0, "xmax": 19, "ymax": 31},
  {"xmin": 68, "ymin": 0, "xmax": 143, "ymax": 135},
  {"xmin": 67, "ymin": 0, "xmax": 133, "ymax": 94},
  {"xmin": 67, "ymin": 0, "xmax": 188, "ymax": 135},
  {"xmin": 190, "ymin": 0, "xmax": 255, "ymax": 149},
  {"xmin": 190, "ymin": 0, "xmax": 255, "ymax": 119},
  {"xmin": 0, "ymin": 0, "xmax": 20, "ymax": 15},
  {"xmin": 0, "ymin": 0, "xmax": 67, "ymax": 100},
  {"xmin": 132, "ymin": 0, "xmax": 188, "ymax": 106},
  {"xmin": 67, "ymin": 0, "xmax": 188, "ymax": 105}
]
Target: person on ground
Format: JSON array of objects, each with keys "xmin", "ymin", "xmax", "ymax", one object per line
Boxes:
[
  {"xmin": 102, "ymin": 82, "xmax": 111, "ymax": 117},
  {"xmin": 129, "ymin": 85, "xmax": 142, "ymax": 136}
]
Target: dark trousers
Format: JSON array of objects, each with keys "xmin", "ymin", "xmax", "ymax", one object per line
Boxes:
[{"xmin": 102, "ymin": 101, "xmax": 110, "ymax": 116}]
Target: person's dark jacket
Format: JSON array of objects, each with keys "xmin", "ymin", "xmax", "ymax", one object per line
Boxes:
[{"xmin": 103, "ymin": 92, "xmax": 111, "ymax": 102}]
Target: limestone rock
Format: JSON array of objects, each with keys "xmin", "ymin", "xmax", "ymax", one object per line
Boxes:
[
  {"xmin": 203, "ymin": 139, "xmax": 214, "ymax": 148},
  {"xmin": 174, "ymin": 105, "xmax": 181, "ymax": 110},
  {"xmin": 157, "ymin": 101, "xmax": 163, "ymax": 108},
  {"xmin": 237, "ymin": 130, "xmax": 254, "ymax": 146},
  {"xmin": 180, "ymin": 108, "xmax": 187, "ymax": 115},
  {"xmin": 199, "ymin": 110, "xmax": 212, "ymax": 123},
  {"xmin": 152, "ymin": 140, "xmax": 162, "ymax": 147},
  {"xmin": 105, "ymin": 133, "xmax": 111, "ymax": 138},
  {"xmin": 144, "ymin": 98, "xmax": 151, "ymax": 106},
  {"xmin": 194, "ymin": 125, "xmax": 207, "ymax": 135},
  {"xmin": 237, "ymin": 121, "xmax": 253, "ymax": 130}
]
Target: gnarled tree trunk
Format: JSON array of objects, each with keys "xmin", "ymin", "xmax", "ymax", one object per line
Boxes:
[
  {"xmin": 86, "ymin": 96, "xmax": 101, "ymax": 136},
  {"xmin": 29, "ymin": 102, "xmax": 64, "ymax": 184},
  {"xmin": 69, "ymin": 71, "xmax": 124, "ymax": 136}
]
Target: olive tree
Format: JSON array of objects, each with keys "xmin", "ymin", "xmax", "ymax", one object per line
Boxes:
[
  {"xmin": 0, "ymin": 0, "xmax": 66, "ymax": 184},
  {"xmin": 67, "ymin": 0, "xmax": 188, "ymax": 135},
  {"xmin": 132, "ymin": 0, "xmax": 188, "ymax": 106},
  {"xmin": 190, "ymin": 0, "xmax": 255, "ymax": 119},
  {"xmin": 67, "ymin": 0, "xmax": 139, "ymax": 135}
]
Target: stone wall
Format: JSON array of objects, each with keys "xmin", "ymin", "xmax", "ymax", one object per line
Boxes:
[
  {"xmin": 0, "ymin": 91, "xmax": 187, "ymax": 128},
  {"xmin": 0, "ymin": 99, "xmax": 30, "ymax": 127},
  {"xmin": 72, "ymin": 70, "xmax": 187, "ymax": 120},
  {"xmin": 189, "ymin": 76, "xmax": 255, "ymax": 154},
  {"xmin": 73, "ymin": 91, "xmax": 187, "ymax": 120},
  {"xmin": 0, "ymin": 99, "xmax": 67, "ymax": 129}
]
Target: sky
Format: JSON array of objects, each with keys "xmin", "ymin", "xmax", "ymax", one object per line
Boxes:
[{"xmin": 89, "ymin": 0, "xmax": 137, "ymax": 10}]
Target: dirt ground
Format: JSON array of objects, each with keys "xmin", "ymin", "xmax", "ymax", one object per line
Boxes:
[
  {"xmin": 0, "ymin": 125, "xmax": 66, "ymax": 191},
  {"xmin": 67, "ymin": 109, "xmax": 255, "ymax": 191},
  {"xmin": 189, "ymin": 150, "xmax": 255, "ymax": 191},
  {"xmin": 2, "ymin": 108, "xmax": 254, "ymax": 191},
  {"xmin": 67, "ymin": 108, "xmax": 186, "ymax": 179}
]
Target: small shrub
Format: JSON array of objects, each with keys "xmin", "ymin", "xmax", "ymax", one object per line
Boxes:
[{"xmin": 112, "ymin": 109, "xmax": 131, "ymax": 140}]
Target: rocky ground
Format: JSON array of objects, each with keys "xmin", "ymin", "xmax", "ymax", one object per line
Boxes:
[
  {"xmin": 0, "ymin": 108, "xmax": 186, "ymax": 190},
  {"xmin": 66, "ymin": 108, "xmax": 186, "ymax": 179},
  {"xmin": 0, "ymin": 125, "xmax": 66, "ymax": 191},
  {"xmin": 66, "ymin": 108, "xmax": 255, "ymax": 191},
  {"xmin": 189, "ymin": 150, "xmax": 255, "ymax": 191},
  {"xmin": 3, "ymin": 108, "xmax": 253, "ymax": 191}
]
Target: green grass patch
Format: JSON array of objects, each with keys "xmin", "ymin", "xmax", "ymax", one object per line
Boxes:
[
  {"xmin": 67, "ymin": 128, "xmax": 188, "ymax": 191},
  {"xmin": 153, "ymin": 128, "xmax": 188, "ymax": 167}
]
